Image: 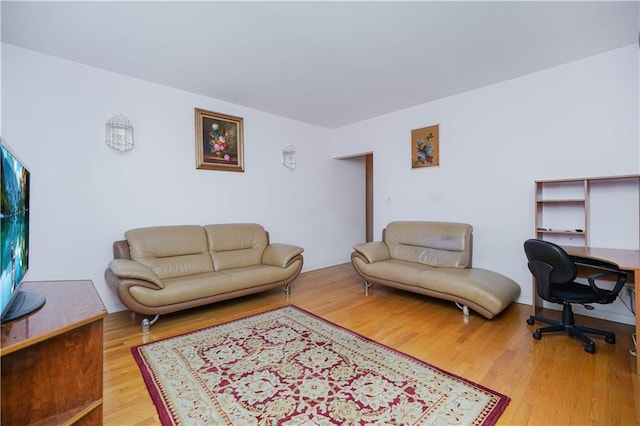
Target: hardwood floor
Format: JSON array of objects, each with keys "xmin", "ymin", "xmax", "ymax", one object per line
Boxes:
[{"xmin": 103, "ymin": 263, "xmax": 639, "ymax": 425}]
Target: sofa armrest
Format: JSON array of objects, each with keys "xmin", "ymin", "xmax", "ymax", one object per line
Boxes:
[
  {"xmin": 353, "ymin": 241, "xmax": 390, "ymax": 264},
  {"xmin": 262, "ymin": 243, "xmax": 304, "ymax": 268},
  {"xmin": 108, "ymin": 259, "xmax": 165, "ymax": 289}
]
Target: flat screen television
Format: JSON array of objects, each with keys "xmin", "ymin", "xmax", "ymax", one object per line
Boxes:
[{"xmin": 1, "ymin": 142, "xmax": 45, "ymax": 323}]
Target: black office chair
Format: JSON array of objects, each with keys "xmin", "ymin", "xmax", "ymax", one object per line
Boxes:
[{"xmin": 523, "ymin": 239, "xmax": 627, "ymax": 354}]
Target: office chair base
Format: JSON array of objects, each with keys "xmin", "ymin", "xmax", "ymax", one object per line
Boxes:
[{"xmin": 527, "ymin": 306, "xmax": 616, "ymax": 354}]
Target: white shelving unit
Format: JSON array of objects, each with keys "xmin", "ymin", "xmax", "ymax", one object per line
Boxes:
[{"xmin": 535, "ymin": 174, "xmax": 640, "ymax": 249}]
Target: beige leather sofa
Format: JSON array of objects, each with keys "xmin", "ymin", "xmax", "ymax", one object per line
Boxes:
[
  {"xmin": 105, "ymin": 223, "xmax": 303, "ymax": 328},
  {"xmin": 351, "ymin": 221, "xmax": 520, "ymax": 319}
]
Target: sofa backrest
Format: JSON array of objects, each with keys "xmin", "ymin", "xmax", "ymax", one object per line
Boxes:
[
  {"xmin": 204, "ymin": 223, "xmax": 268, "ymax": 272},
  {"xmin": 384, "ymin": 221, "xmax": 472, "ymax": 269},
  {"xmin": 125, "ymin": 225, "xmax": 214, "ymax": 279}
]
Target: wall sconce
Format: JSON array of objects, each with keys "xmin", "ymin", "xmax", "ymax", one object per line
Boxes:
[
  {"xmin": 105, "ymin": 114, "xmax": 134, "ymax": 152},
  {"xmin": 282, "ymin": 145, "xmax": 296, "ymax": 170}
]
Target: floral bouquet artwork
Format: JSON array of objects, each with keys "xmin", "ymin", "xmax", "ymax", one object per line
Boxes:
[
  {"xmin": 208, "ymin": 123, "xmax": 233, "ymax": 161},
  {"xmin": 412, "ymin": 124, "xmax": 439, "ymax": 169},
  {"xmin": 195, "ymin": 108, "xmax": 244, "ymax": 172}
]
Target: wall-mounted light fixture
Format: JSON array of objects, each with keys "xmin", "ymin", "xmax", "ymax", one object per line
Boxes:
[
  {"xmin": 282, "ymin": 145, "xmax": 296, "ymax": 170},
  {"xmin": 105, "ymin": 114, "xmax": 134, "ymax": 152}
]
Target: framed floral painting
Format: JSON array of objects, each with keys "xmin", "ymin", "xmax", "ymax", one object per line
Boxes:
[
  {"xmin": 411, "ymin": 124, "xmax": 439, "ymax": 169},
  {"xmin": 195, "ymin": 108, "xmax": 244, "ymax": 172}
]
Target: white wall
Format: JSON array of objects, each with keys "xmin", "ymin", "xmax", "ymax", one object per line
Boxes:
[
  {"xmin": 332, "ymin": 45, "xmax": 640, "ymax": 325},
  {"xmin": 2, "ymin": 44, "xmax": 365, "ymax": 313},
  {"xmin": 3, "ymin": 43, "xmax": 638, "ymax": 323}
]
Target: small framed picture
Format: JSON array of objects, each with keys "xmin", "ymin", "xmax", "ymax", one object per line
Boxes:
[
  {"xmin": 195, "ymin": 108, "xmax": 244, "ymax": 172},
  {"xmin": 411, "ymin": 124, "xmax": 439, "ymax": 169}
]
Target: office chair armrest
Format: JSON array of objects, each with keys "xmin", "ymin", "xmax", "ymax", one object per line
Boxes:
[
  {"xmin": 573, "ymin": 257, "xmax": 627, "ymax": 299},
  {"xmin": 586, "ymin": 270, "xmax": 627, "ymax": 299}
]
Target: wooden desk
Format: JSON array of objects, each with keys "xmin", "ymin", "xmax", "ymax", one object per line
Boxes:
[
  {"xmin": 558, "ymin": 246, "xmax": 639, "ymax": 374},
  {"xmin": 1, "ymin": 280, "xmax": 107, "ymax": 425}
]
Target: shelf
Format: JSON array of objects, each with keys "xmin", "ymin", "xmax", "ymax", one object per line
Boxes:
[
  {"xmin": 536, "ymin": 199, "xmax": 585, "ymax": 203},
  {"xmin": 536, "ymin": 229, "xmax": 584, "ymax": 235},
  {"xmin": 29, "ymin": 400, "xmax": 103, "ymax": 426},
  {"xmin": 535, "ymin": 174, "xmax": 640, "ymax": 184},
  {"xmin": 534, "ymin": 174, "xmax": 640, "ymax": 249}
]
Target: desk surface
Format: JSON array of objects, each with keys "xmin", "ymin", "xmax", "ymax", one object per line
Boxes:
[{"xmin": 562, "ymin": 246, "xmax": 640, "ymax": 271}]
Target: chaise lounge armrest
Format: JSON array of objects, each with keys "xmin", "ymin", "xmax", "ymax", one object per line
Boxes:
[
  {"xmin": 262, "ymin": 243, "xmax": 304, "ymax": 268},
  {"xmin": 352, "ymin": 241, "xmax": 390, "ymax": 264},
  {"xmin": 108, "ymin": 259, "xmax": 165, "ymax": 289}
]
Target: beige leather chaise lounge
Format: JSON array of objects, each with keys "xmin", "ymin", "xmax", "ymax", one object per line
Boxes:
[
  {"xmin": 105, "ymin": 223, "xmax": 304, "ymax": 330},
  {"xmin": 351, "ymin": 221, "xmax": 521, "ymax": 319}
]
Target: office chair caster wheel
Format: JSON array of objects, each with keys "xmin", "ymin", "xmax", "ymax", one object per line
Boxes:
[
  {"xmin": 532, "ymin": 330, "xmax": 542, "ymax": 340},
  {"xmin": 526, "ymin": 317, "xmax": 535, "ymax": 325},
  {"xmin": 585, "ymin": 344, "xmax": 596, "ymax": 354},
  {"xmin": 605, "ymin": 335, "xmax": 616, "ymax": 344}
]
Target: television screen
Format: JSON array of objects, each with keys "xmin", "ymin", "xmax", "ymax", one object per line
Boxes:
[{"xmin": 1, "ymin": 143, "xmax": 44, "ymax": 322}]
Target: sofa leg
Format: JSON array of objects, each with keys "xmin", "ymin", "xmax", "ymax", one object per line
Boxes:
[
  {"xmin": 283, "ymin": 285, "xmax": 290, "ymax": 299},
  {"xmin": 364, "ymin": 281, "xmax": 372, "ymax": 296},
  {"xmin": 455, "ymin": 303, "xmax": 470, "ymax": 317},
  {"xmin": 141, "ymin": 314, "xmax": 160, "ymax": 333}
]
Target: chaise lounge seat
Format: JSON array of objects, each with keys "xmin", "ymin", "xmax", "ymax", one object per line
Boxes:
[{"xmin": 350, "ymin": 221, "xmax": 521, "ymax": 319}]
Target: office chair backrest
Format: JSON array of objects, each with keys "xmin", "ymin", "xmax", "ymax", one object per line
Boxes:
[{"xmin": 524, "ymin": 239, "xmax": 577, "ymax": 284}]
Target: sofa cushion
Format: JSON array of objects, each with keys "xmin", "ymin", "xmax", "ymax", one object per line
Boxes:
[
  {"xmin": 205, "ymin": 223, "xmax": 268, "ymax": 271},
  {"xmin": 384, "ymin": 221, "xmax": 472, "ymax": 268},
  {"xmin": 128, "ymin": 264, "xmax": 297, "ymax": 307},
  {"xmin": 416, "ymin": 267, "xmax": 521, "ymax": 316},
  {"xmin": 125, "ymin": 225, "xmax": 214, "ymax": 279},
  {"xmin": 129, "ymin": 272, "xmax": 232, "ymax": 307},
  {"xmin": 224, "ymin": 264, "xmax": 300, "ymax": 289}
]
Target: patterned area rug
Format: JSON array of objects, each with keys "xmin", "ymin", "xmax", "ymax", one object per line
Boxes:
[{"xmin": 132, "ymin": 305, "xmax": 510, "ymax": 425}]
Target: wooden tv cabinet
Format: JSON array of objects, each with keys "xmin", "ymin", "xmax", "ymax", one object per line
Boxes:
[{"xmin": 1, "ymin": 280, "xmax": 107, "ymax": 425}]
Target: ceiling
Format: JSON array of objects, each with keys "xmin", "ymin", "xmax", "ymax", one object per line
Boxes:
[{"xmin": 2, "ymin": 1, "xmax": 638, "ymax": 128}]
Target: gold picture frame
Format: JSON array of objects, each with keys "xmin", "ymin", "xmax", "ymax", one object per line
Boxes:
[
  {"xmin": 195, "ymin": 108, "xmax": 244, "ymax": 172},
  {"xmin": 411, "ymin": 124, "xmax": 439, "ymax": 169}
]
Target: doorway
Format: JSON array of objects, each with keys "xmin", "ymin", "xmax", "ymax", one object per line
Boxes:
[
  {"xmin": 336, "ymin": 152, "xmax": 373, "ymax": 242},
  {"xmin": 365, "ymin": 153, "xmax": 373, "ymax": 242}
]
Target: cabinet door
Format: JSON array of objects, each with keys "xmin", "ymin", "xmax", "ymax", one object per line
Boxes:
[{"xmin": 1, "ymin": 320, "xmax": 104, "ymax": 425}]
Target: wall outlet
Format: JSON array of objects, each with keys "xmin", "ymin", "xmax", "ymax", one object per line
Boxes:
[{"xmin": 625, "ymin": 284, "xmax": 635, "ymax": 297}]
